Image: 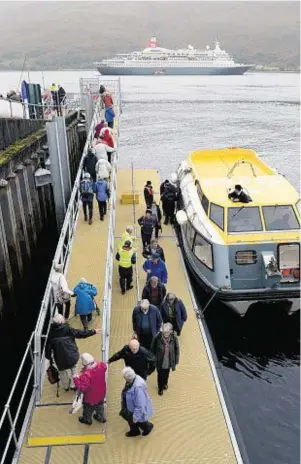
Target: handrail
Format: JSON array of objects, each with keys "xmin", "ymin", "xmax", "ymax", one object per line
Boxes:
[
  {"xmin": 0, "ymin": 77, "xmax": 121, "ymax": 464},
  {"xmin": 131, "ymin": 160, "xmax": 141, "ymax": 302}
]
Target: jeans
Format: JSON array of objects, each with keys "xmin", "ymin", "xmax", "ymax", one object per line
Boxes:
[
  {"xmin": 82, "ymin": 201, "xmax": 93, "ymax": 221},
  {"xmin": 82, "ymin": 401, "xmax": 105, "ymax": 423},
  {"xmin": 157, "ymin": 368, "xmax": 170, "ymax": 391},
  {"xmin": 97, "ymin": 201, "xmax": 107, "ymax": 219},
  {"xmin": 56, "ymin": 300, "xmax": 71, "ymax": 320},
  {"xmin": 80, "ymin": 313, "xmax": 92, "ymax": 330},
  {"xmin": 59, "ymin": 365, "xmax": 78, "ymax": 390},
  {"xmin": 119, "ymin": 266, "xmax": 133, "ymax": 292}
]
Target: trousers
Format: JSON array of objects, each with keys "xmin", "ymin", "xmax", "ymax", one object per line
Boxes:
[
  {"xmin": 82, "ymin": 201, "xmax": 93, "ymax": 220},
  {"xmin": 157, "ymin": 368, "xmax": 170, "ymax": 391},
  {"xmin": 138, "ymin": 332, "xmax": 153, "ymax": 350},
  {"xmin": 97, "ymin": 201, "xmax": 107, "ymax": 219},
  {"xmin": 83, "ymin": 401, "xmax": 105, "ymax": 423},
  {"xmin": 141, "ymin": 232, "xmax": 152, "ymax": 247},
  {"xmin": 56, "ymin": 300, "xmax": 71, "ymax": 320},
  {"xmin": 80, "ymin": 313, "xmax": 92, "ymax": 330},
  {"xmin": 119, "ymin": 266, "xmax": 133, "ymax": 292},
  {"xmin": 59, "ymin": 365, "xmax": 78, "ymax": 390},
  {"xmin": 127, "ymin": 419, "xmax": 153, "ymax": 434}
]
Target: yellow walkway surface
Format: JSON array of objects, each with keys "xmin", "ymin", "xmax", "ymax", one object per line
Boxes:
[{"xmin": 19, "ymin": 168, "xmax": 238, "ymax": 464}]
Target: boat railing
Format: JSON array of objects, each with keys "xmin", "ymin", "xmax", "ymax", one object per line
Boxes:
[
  {"xmin": 131, "ymin": 160, "xmax": 141, "ymax": 301},
  {"xmin": 0, "ymin": 77, "xmax": 121, "ymax": 464}
]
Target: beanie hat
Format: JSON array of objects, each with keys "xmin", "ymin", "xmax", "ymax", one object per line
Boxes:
[
  {"xmin": 124, "ymin": 240, "xmax": 131, "ymax": 248},
  {"xmin": 81, "ymin": 353, "xmax": 94, "ymax": 366}
]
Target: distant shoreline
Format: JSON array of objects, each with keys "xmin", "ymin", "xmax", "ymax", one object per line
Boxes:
[{"xmin": 0, "ymin": 68, "xmax": 299, "ymax": 74}]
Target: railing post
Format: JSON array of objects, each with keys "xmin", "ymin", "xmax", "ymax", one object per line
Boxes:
[
  {"xmin": 34, "ymin": 329, "xmax": 41, "ymax": 404},
  {"xmin": 7, "ymin": 407, "xmax": 18, "ymax": 447}
]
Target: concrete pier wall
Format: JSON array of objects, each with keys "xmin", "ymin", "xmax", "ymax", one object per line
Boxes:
[{"xmin": 0, "ymin": 113, "xmax": 86, "ymax": 313}]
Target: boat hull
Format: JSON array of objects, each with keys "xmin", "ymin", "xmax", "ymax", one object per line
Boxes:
[{"xmin": 96, "ymin": 65, "xmax": 252, "ymax": 76}]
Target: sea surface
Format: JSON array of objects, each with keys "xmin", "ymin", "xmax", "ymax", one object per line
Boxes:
[{"xmin": 0, "ymin": 70, "xmax": 300, "ymax": 464}]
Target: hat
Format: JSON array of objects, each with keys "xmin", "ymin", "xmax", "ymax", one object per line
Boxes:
[
  {"xmin": 81, "ymin": 353, "xmax": 94, "ymax": 366},
  {"xmin": 151, "ymin": 253, "xmax": 160, "ymax": 260},
  {"xmin": 146, "ymin": 181, "xmax": 152, "ymax": 186},
  {"xmin": 124, "ymin": 240, "xmax": 131, "ymax": 248}
]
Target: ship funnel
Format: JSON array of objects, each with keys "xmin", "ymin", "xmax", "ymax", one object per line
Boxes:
[{"xmin": 147, "ymin": 37, "xmax": 158, "ymax": 48}]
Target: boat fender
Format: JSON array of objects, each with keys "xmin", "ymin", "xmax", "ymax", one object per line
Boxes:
[{"xmin": 176, "ymin": 210, "xmax": 188, "ymax": 226}]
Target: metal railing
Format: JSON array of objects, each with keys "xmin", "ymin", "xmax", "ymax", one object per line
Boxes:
[
  {"xmin": 131, "ymin": 160, "xmax": 141, "ymax": 301},
  {"xmin": 0, "ymin": 77, "xmax": 121, "ymax": 464}
]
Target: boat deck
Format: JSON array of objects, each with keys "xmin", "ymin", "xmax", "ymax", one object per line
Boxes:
[{"xmin": 18, "ymin": 168, "xmax": 239, "ymax": 464}]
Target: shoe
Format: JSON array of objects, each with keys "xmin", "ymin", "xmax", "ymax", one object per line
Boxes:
[
  {"xmin": 79, "ymin": 416, "xmax": 92, "ymax": 425},
  {"xmin": 94, "ymin": 415, "xmax": 106, "ymax": 423},
  {"xmin": 84, "ymin": 217, "xmax": 87, "ymax": 222},
  {"xmin": 142, "ymin": 423, "xmax": 154, "ymax": 436},
  {"xmin": 163, "ymin": 384, "xmax": 168, "ymax": 390},
  {"xmin": 158, "ymin": 390, "xmax": 163, "ymax": 396},
  {"xmin": 127, "ymin": 285, "xmax": 134, "ymax": 290},
  {"xmin": 100, "ymin": 217, "xmax": 104, "ymax": 221},
  {"xmin": 89, "ymin": 219, "xmax": 92, "ymax": 225},
  {"xmin": 164, "ymin": 221, "xmax": 168, "ymax": 225},
  {"xmin": 121, "ymin": 290, "xmax": 125, "ymax": 295},
  {"xmin": 125, "ymin": 429, "xmax": 141, "ymax": 437}
]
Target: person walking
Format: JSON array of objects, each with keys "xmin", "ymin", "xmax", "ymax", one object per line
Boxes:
[
  {"xmin": 51, "ymin": 262, "xmax": 73, "ymax": 319},
  {"xmin": 151, "ymin": 322, "xmax": 180, "ymax": 396},
  {"xmin": 116, "ymin": 240, "xmax": 136, "ymax": 295},
  {"xmin": 100, "ymin": 128, "xmax": 115, "ymax": 163},
  {"xmin": 119, "ymin": 367, "xmax": 154, "ymax": 437},
  {"xmin": 142, "ymin": 276, "xmax": 166, "ymax": 307},
  {"xmin": 109, "ymin": 339, "xmax": 156, "ymax": 380},
  {"xmin": 132, "ymin": 299, "xmax": 162, "ymax": 349},
  {"xmin": 80, "ymin": 172, "xmax": 94, "ymax": 225},
  {"xmin": 118, "ymin": 225, "xmax": 135, "ymax": 250},
  {"xmin": 150, "ymin": 200, "xmax": 162, "ymax": 239},
  {"xmin": 142, "ymin": 238, "xmax": 165, "ymax": 262},
  {"xmin": 57, "ymin": 85, "xmax": 66, "ymax": 115},
  {"xmin": 105, "ymin": 106, "xmax": 115, "ymax": 129},
  {"xmin": 144, "ymin": 181, "xmax": 154, "ymax": 208},
  {"xmin": 45, "ymin": 314, "xmax": 101, "ymax": 391},
  {"xmin": 160, "ymin": 293, "xmax": 188, "ymax": 336},
  {"xmin": 143, "ymin": 253, "xmax": 168, "ymax": 284},
  {"xmin": 161, "ymin": 180, "xmax": 177, "ymax": 225},
  {"xmin": 73, "ymin": 278, "xmax": 97, "ymax": 330},
  {"xmin": 50, "ymin": 82, "xmax": 59, "ymax": 114},
  {"xmin": 102, "ymin": 91, "xmax": 114, "ymax": 109},
  {"xmin": 95, "ymin": 158, "xmax": 111, "ymax": 182},
  {"xmin": 73, "ymin": 353, "xmax": 107, "ymax": 425},
  {"xmin": 138, "ymin": 210, "xmax": 156, "ymax": 248},
  {"xmin": 83, "ymin": 148, "xmax": 97, "ymax": 181},
  {"xmin": 94, "ymin": 142, "xmax": 108, "ymax": 161},
  {"xmin": 94, "ymin": 177, "xmax": 110, "ymax": 221},
  {"xmin": 94, "ymin": 119, "xmax": 105, "ymax": 139}
]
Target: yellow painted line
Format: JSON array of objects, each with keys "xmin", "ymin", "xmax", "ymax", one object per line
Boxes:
[{"xmin": 28, "ymin": 434, "xmax": 105, "ymax": 447}]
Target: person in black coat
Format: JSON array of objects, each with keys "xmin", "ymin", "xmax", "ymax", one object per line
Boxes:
[
  {"xmin": 142, "ymin": 276, "xmax": 166, "ymax": 307},
  {"xmin": 57, "ymin": 85, "xmax": 66, "ymax": 115},
  {"xmin": 138, "ymin": 210, "xmax": 156, "ymax": 248},
  {"xmin": 142, "ymin": 238, "xmax": 165, "ymax": 262},
  {"xmin": 108, "ymin": 339, "xmax": 156, "ymax": 379},
  {"xmin": 161, "ymin": 181, "xmax": 177, "ymax": 225},
  {"xmin": 45, "ymin": 313, "xmax": 100, "ymax": 390},
  {"xmin": 143, "ymin": 181, "xmax": 154, "ymax": 208},
  {"xmin": 160, "ymin": 293, "xmax": 188, "ymax": 336},
  {"xmin": 132, "ymin": 299, "xmax": 162, "ymax": 349},
  {"xmin": 228, "ymin": 184, "xmax": 251, "ymax": 204},
  {"xmin": 83, "ymin": 148, "xmax": 98, "ymax": 182},
  {"xmin": 160, "ymin": 179, "xmax": 169, "ymax": 197},
  {"xmin": 151, "ymin": 323, "xmax": 180, "ymax": 395}
]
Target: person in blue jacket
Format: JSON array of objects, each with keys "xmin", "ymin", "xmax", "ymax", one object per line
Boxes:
[
  {"xmin": 132, "ymin": 299, "xmax": 162, "ymax": 349},
  {"xmin": 142, "ymin": 253, "xmax": 168, "ymax": 284},
  {"xmin": 73, "ymin": 278, "xmax": 97, "ymax": 330},
  {"xmin": 105, "ymin": 106, "xmax": 115, "ymax": 129},
  {"xmin": 160, "ymin": 293, "xmax": 188, "ymax": 336},
  {"xmin": 94, "ymin": 177, "xmax": 110, "ymax": 221}
]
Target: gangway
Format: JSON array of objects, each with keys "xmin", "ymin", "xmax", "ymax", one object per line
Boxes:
[{"xmin": 0, "ymin": 78, "xmax": 245, "ymax": 464}]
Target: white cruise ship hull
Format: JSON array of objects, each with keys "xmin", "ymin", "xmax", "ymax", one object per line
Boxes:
[{"xmin": 96, "ymin": 65, "xmax": 252, "ymax": 76}]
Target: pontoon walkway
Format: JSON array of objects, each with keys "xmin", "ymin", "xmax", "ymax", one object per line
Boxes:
[{"xmin": 18, "ymin": 165, "xmax": 242, "ymax": 464}]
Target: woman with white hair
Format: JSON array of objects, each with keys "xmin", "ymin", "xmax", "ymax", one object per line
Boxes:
[
  {"xmin": 119, "ymin": 366, "xmax": 154, "ymax": 437},
  {"xmin": 51, "ymin": 262, "xmax": 74, "ymax": 319},
  {"xmin": 151, "ymin": 322, "xmax": 180, "ymax": 396},
  {"xmin": 45, "ymin": 314, "xmax": 101, "ymax": 391}
]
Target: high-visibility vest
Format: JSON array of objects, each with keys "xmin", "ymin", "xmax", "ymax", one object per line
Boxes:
[
  {"xmin": 119, "ymin": 232, "xmax": 135, "ymax": 250},
  {"xmin": 119, "ymin": 248, "xmax": 134, "ymax": 268}
]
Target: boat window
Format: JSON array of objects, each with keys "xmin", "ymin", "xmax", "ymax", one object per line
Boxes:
[
  {"xmin": 262, "ymin": 205, "xmax": 300, "ymax": 231},
  {"xmin": 235, "ymin": 251, "xmax": 257, "ymax": 265},
  {"xmin": 228, "ymin": 207, "xmax": 263, "ymax": 233},
  {"xmin": 185, "ymin": 221, "xmax": 196, "ymax": 248},
  {"xmin": 210, "ymin": 203, "xmax": 224, "ymax": 230},
  {"xmin": 295, "ymin": 199, "xmax": 301, "ymax": 216},
  {"xmin": 194, "ymin": 233, "xmax": 213, "ymax": 269},
  {"xmin": 278, "ymin": 243, "xmax": 300, "ymax": 283},
  {"xmin": 201, "ymin": 195, "xmax": 209, "ymax": 215}
]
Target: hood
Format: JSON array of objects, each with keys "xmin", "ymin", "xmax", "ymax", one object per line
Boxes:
[
  {"xmin": 50, "ymin": 322, "xmax": 67, "ymax": 332},
  {"xmin": 76, "ymin": 282, "xmax": 90, "ymax": 291}
]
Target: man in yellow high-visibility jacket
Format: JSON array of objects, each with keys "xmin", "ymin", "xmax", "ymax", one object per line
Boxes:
[
  {"xmin": 116, "ymin": 241, "xmax": 136, "ymax": 295},
  {"xmin": 118, "ymin": 225, "xmax": 135, "ymax": 251}
]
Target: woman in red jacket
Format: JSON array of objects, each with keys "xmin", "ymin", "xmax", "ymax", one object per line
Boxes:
[
  {"xmin": 73, "ymin": 352, "xmax": 107, "ymax": 425},
  {"xmin": 100, "ymin": 129, "xmax": 115, "ymax": 163}
]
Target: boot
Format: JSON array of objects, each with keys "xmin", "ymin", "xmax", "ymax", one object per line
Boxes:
[
  {"xmin": 79, "ymin": 416, "xmax": 92, "ymax": 425},
  {"xmin": 142, "ymin": 423, "xmax": 154, "ymax": 436},
  {"xmin": 125, "ymin": 429, "xmax": 141, "ymax": 437}
]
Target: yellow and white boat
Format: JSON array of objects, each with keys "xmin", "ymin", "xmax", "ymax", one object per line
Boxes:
[{"xmin": 174, "ymin": 147, "xmax": 300, "ymax": 316}]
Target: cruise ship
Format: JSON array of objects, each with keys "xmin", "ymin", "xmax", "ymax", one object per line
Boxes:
[{"xmin": 95, "ymin": 37, "xmax": 253, "ymax": 76}]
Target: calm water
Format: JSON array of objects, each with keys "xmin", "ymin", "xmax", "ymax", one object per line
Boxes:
[{"xmin": 0, "ymin": 70, "xmax": 300, "ymax": 463}]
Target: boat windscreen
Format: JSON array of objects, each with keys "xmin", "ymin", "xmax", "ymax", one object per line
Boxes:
[
  {"xmin": 262, "ymin": 205, "xmax": 300, "ymax": 231},
  {"xmin": 228, "ymin": 206, "xmax": 263, "ymax": 233}
]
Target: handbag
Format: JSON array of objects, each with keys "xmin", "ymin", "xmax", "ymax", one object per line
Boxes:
[
  {"xmin": 119, "ymin": 406, "xmax": 133, "ymax": 422},
  {"xmin": 69, "ymin": 391, "xmax": 84, "ymax": 414},
  {"xmin": 46, "ymin": 363, "xmax": 60, "ymax": 397}
]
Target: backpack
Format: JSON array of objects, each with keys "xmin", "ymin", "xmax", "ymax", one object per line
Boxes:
[{"xmin": 80, "ymin": 180, "xmax": 93, "ymax": 199}]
